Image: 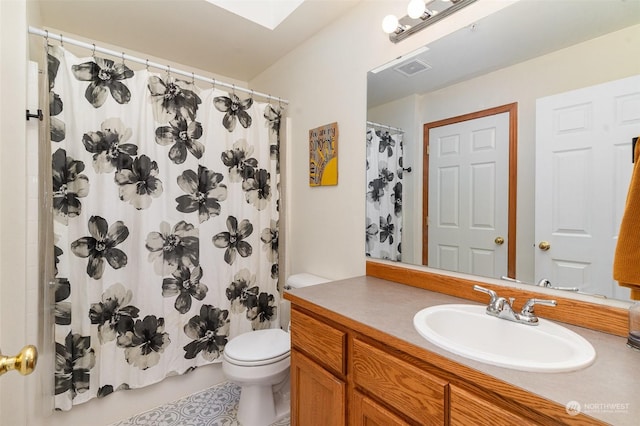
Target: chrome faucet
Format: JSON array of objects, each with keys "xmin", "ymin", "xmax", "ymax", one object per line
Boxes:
[
  {"xmin": 501, "ymin": 275, "xmax": 579, "ymax": 292},
  {"xmin": 473, "ymin": 285, "xmax": 557, "ymax": 326},
  {"xmin": 537, "ymin": 278, "xmax": 579, "ymax": 292}
]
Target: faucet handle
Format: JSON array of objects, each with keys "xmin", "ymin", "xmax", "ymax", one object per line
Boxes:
[
  {"xmin": 473, "ymin": 285, "xmax": 497, "ymax": 302},
  {"xmin": 537, "ymin": 278, "xmax": 552, "ymax": 287},
  {"xmin": 538, "ymin": 278, "xmax": 579, "ymax": 292},
  {"xmin": 521, "ymin": 298, "xmax": 557, "ymax": 316}
]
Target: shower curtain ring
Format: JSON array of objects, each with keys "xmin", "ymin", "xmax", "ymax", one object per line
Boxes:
[
  {"xmin": 278, "ymin": 97, "xmax": 282, "ymax": 108},
  {"xmin": 91, "ymin": 44, "xmax": 96, "ymax": 57},
  {"xmin": 121, "ymin": 52, "xmax": 125, "ymax": 65},
  {"xmin": 250, "ymin": 89, "xmax": 254, "ymax": 100},
  {"xmin": 166, "ymin": 65, "xmax": 171, "ymax": 79},
  {"xmin": 60, "ymin": 34, "xmax": 64, "ymax": 47},
  {"xmin": 145, "ymin": 59, "xmax": 149, "ymax": 71},
  {"xmin": 192, "ymin": 72, "xmax": 195, "ymax": 85},
  {"xmin": 211, "ymin": 78, "xmax": 216, "ymax": 90},
  {"xmin": 232, "ymin": 84, "xmax": 236, "ymax": 96}
]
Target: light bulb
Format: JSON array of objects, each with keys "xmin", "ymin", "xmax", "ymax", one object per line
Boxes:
[
  {"xmin": 382, "ymin": 14, "xmax": 399, "ymax": 34},
  {"xmin": 407, "ymin": 0, "xmax": 426, "ymax": 19}
]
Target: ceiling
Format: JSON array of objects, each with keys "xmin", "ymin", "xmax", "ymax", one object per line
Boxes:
[
  {"xmin": 368, "ymin": 0, "xmax": 640, "ymax": 108},
  {"xmin": 36, "ymin": 0, "xmax": 361, "ymax": 81}
]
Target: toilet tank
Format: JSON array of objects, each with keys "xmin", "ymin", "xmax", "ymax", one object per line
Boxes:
[{"xmin": 280, "ymin": 273, "xmax": 330, "ymax": 329}]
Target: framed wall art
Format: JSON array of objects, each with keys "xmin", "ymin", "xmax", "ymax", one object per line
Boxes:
[{"xmin": 309, "ymin": 122, "xmax": 338, "ymax": 186}]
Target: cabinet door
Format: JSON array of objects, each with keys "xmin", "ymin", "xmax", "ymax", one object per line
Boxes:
[
  {"xmin": 352, "ymin": 391, "xmax": 410, "ymax": 426},
  {"xmin": 291, "ymin": 349, "xmax": 345, "ymax": 426},
  {"xmin": 450, "ymin": 384, "xmax": 538, "ymax": 426}
]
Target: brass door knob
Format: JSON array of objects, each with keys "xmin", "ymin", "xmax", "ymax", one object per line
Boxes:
[
  {"xmin": 538, "ymin": 241, "xmax": 551, "ymax": 251},
  {"xmin": 494, "ymin": 236, "xmax": 505, "ymax": 245},
  {"xmin": 0, "ymin": 345, "xmax": 37, "ymax": 376}
]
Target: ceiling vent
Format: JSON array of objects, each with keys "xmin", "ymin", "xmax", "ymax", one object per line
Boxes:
[{"xmin": 394, "ymin": 59, "xmax": 431, "ymax": 77}]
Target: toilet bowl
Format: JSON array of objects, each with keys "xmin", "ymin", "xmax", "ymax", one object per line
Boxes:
[
  {"xmin": 222, "ymin": 273, "xmax": 330, "ymax": 426},
  {"xmin": 223, "ymin": 329, "xmax": 291, "ymax": 426}
]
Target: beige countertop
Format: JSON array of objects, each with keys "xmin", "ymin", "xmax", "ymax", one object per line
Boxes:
[{"xmin": 286, "ymin": 275, "xmax": 640, "ymax": 425}]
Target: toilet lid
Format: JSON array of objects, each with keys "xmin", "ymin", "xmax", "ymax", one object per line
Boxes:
[{"xmin": 224, "ymin": 329, "xmax": 290, "ymax": 364}]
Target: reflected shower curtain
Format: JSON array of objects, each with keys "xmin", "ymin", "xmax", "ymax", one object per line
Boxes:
[
  {"xmin": 47, "ymin": 45, "xmax": 282, "ymax": 410},
  {"xmin": 365, "ymin": 127, "xmax": 403, "ymax": 261}
]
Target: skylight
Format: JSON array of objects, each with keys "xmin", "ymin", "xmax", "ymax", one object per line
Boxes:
[{"xmin": 205, "ymin": 0, "xmax": 306, "ymax": 30}]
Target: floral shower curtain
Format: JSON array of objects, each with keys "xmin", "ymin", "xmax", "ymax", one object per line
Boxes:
[
  {"xmin": 48, "ymin": 45, "xmax": 282, "ymax": 410},
  {"xmin": 365, "ymin": 127, "xmax": 403, "ymax": 261}
]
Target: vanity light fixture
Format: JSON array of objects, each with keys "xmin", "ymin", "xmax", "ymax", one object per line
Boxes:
[
  {"xmin": 407, "ymin": 0, "xmax": 437, "ymax": 20},
  {"xmin": 382, "ymin": 0, "xmax": 479, "ymax": 43}
]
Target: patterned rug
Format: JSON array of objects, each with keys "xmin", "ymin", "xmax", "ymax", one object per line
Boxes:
[{"xmin": 110, "ymin": 381, "xmax": 290, "ymax": 426}]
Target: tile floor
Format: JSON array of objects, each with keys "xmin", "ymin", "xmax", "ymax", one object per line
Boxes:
[{"xmin": 110, "ymin": 381, "xmax": 290, "ymax": 426}]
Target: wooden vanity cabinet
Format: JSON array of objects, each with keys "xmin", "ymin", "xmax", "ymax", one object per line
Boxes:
[{"xmin": 289, "ymin": 305, "xmax": 602, "ymax": 426}]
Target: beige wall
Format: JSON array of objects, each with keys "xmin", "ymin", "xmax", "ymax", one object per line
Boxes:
[{"xmin": 250, "ymin": 0, "xmax": 512, "ymax": 281}]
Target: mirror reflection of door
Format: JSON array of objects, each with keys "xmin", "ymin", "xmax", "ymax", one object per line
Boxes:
[
  {"xmin": 424, "ymin": 104, "xmax": 517, "ymax": 279},
  {"xmin": 535, "ymin": 75, "xmax": 640, "ymax": 300}
]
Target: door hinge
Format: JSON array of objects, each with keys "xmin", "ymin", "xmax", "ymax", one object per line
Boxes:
[{"xmin": 26, "ymin": 109, "xmax": 43, "ymax": 121}]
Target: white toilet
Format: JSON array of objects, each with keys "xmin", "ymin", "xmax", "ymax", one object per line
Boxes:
[{"xmin": 222, "ymin": 273, "xmax": 330, "ymax": 426}]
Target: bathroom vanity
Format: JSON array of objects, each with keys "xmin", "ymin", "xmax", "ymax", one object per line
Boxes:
[{"xmin": 285, "ymin": 273, "xmax": 640, "ymax": 425}]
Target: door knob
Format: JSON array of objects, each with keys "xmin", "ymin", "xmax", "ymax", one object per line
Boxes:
[
  {"xmin": 0, "ymin": 345, "xmax": 37, "ymax": 377},
  {"xmin": 494, "ymin": 236, "xmax": 504, "ymax": 245},
  {"xmin": 538, "ymin": 241, "xmax": 551, "ymax": 251}
]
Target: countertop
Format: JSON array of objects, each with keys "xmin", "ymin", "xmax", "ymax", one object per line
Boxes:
[{"xmin": 286, "ymin": 275, "xmax": 640, "ymax": 425}]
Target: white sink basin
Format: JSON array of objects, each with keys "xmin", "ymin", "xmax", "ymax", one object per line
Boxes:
[{"xmin": 413, "ymin": 304, "xmax": 596, "ymax": 372}]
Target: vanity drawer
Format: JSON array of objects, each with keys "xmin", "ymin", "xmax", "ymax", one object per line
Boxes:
[
  {"xmin": 290, "ymin": 308, "xmax": 346, "ymax": 375},
  {"xmin": 352, "ymin": 391, "xmax": 410, "ymax": 426},
  {"xmin": 352, "ymin": 338, "xmax": 447, "ymax": 424},
  {"xmin": 450, "ymin": 384, "xmax": 538, "ymax": 426}
]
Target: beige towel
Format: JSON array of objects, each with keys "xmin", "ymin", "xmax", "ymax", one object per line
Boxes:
[{"xmin": 614, "ymin": 138, "xmax": 640, "ymax": 300}]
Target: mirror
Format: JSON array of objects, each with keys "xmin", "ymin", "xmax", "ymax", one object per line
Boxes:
[{"xmin": 366, "ymin": 0, "xmax": 640, "ymax": 302}]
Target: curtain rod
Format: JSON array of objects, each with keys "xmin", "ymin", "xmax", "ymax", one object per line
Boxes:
[
  {"xmin": 366, "ymin": 121, "xmax": 404, "ymax": 134},
  {"xmin": 28, "ymin": 26, "xmax": 289, "ymax": 105}
]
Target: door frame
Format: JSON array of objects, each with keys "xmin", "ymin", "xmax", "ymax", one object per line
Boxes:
[{"xmin": 422, "ymin": 103, "xmax": 518, "ymax": 278}]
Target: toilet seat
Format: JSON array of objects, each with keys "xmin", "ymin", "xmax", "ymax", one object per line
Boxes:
[{"xmin": 224, "ymin": 329, "xmax": 290, "ymax": 367}]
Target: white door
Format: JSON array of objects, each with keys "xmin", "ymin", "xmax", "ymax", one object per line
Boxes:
[
  {"xmin": 0, "ymin": 9, "xmax": 32, "ymax": 424},
  {"xmin": 535, "ymin": 75, "xmax": 640, "ymax": 299},
  {"xmin": 428, "ymin": 112, "xmax": 510, "ymax": 278}
]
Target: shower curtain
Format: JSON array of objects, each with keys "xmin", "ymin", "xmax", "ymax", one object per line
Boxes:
[
  {"xmin": 365, "ymin": 127, "xmax": 403, "ymax": 261},
  {"xmin": 47, "ymin": 45, "xmax": 282, "ymax": 410}
]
